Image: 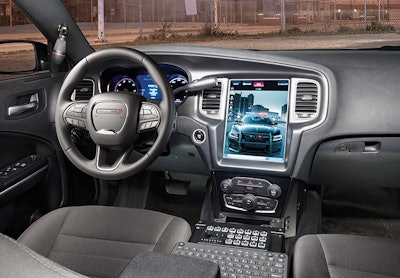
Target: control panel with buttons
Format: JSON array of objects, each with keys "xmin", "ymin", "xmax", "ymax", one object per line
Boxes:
[
  {"xmin": 192, "ymin": 222, "xmax": 271, "ymax": 250},
  {"xmin": 0, "ymin": 155, "xmax": 48, "ymax": 192},
  {"xmin": 138, "ymin": 102, "xmax": 160, "ymax": 132},
  {"xmin": 224, "ymin": 194, "xmax": 278, "ymax": 213},
  {"xmin": 193, "ymin": 129, "xmax": 206, "ymax": 144},
  {"xmin": 64, "ymin": 103, "xmax": 87, "ymax": 129},
  {"xmin": 220, "ymin": 177, "xmax": 282, "ymax": 213}
]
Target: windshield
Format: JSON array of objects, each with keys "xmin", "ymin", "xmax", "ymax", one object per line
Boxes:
[
  {"xmin": 242, "ymin": 116, "xmax": 273, "ymax": 125},
  {"xmin": 0, "ymin": 1, "xmax": 399, "ymax": 51}
]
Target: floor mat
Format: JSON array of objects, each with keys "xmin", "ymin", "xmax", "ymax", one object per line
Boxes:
[{"xmin": 145, "ymin": 172, "xmax": 208, "ymax": 228}]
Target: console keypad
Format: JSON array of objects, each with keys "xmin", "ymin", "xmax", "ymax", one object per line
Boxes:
[{"xmin": 199, "ymin": 222, "xmax": 270, "ymax": 250}]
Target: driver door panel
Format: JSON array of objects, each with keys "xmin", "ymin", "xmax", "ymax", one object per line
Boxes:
[{"xmin": 0, "ymin": 72, "xmax": 67, "ymax": 236}]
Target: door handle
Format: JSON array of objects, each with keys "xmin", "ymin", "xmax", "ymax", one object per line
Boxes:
[{"xmin": 8, "ymin": 93, "xmax": 39, "ymax": 117}]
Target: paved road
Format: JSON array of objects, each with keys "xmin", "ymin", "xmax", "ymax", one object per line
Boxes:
[{"xmin": 180, "ymin": 33, "xmax": 400, "ymax": 50}]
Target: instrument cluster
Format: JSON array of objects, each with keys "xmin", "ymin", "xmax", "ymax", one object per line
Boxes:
[{"xmin": 102, "ymin": 64, "xmax": 189, "ymax": 105}]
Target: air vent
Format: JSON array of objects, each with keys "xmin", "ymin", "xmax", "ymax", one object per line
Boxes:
[
  {"xmin": 295, "ymin": 82, "xmax": 319, "ymax": 119},
  {"xmin": 202, "ymin": 87, "xmax": 221, "ymax": 115},
  {"xmin": 72, "ymin": 79, "xmax": 94, "ymax": 101}
]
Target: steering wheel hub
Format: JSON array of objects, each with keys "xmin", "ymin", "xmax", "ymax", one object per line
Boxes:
[
  {"xmin": 86, "ymin": 92, "xmax": 144, "ymax": 149},
  {"xmin": 92, "ymin": 103, "xmax": 127, "ymax": 132}
]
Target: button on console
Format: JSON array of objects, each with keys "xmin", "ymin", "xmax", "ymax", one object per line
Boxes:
[{"xmin": 193, "ymin": 129, "xmax": 206, "ymax": 144}]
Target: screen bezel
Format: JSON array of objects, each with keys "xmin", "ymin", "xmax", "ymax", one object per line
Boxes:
[{"xmin": 222, "ymin": 79, "xmax": 290, "ymax": 164}]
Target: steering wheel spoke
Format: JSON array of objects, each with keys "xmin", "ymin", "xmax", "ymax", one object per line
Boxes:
[
  {"xmin": 63, "ymin": 102, "xmax": 89, "ymax": 130},
  {"xmin": 94, "ymin": 145, "xmax": 132, "ymax": 172},
  {"xmin": 138, "ymin": 102, "xmax": 161, "ymax": 133}
]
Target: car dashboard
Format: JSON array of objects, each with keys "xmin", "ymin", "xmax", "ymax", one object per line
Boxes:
[
  {"xmin": 70, "ymin": 45, "xmax": 400, "ymax": 230},
  {"xmin": 131, "ymin": 46, "xmax": 400, "ymax": 187},
  {"xmin": 84, "ymin": 46, "xmax": 330, "ymax": 178}
]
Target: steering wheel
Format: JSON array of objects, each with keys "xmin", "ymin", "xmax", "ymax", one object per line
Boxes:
[{"xmin": 55, "ymin": 48, "xmax": 175, "ymax": 180}]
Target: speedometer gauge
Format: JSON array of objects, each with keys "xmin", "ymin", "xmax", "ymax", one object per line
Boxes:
[
  {"xmin": 169, "ymin": 74, "xmax": 188, "ymax": 90},
  {"xmin": 114, "ymin": 77, "xmax": 137, "ymax": 93},
  {"xmin": 169, "ymin": 74, "xmax": 188, "ymax": 105}
]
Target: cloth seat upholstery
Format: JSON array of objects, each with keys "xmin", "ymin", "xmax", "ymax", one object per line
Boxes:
[
  {"xmin": 18, "ymin": 206, "xmax": 192, "ymax": 278},
  {"xmin": 293, "ymin": 234, "xmax": 400, "ymax": 278}
]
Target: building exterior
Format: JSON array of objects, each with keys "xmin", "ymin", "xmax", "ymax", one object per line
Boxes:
[{"xmin": 0, "ymin": 0, "xmax": 29, "ymax": 25}]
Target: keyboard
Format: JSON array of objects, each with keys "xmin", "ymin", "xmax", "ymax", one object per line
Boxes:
[{"xmin": 172, "ymin": 242, "xmax": 288, "ymax": 278}]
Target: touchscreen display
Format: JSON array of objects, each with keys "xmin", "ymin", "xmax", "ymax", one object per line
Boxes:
[{"xmin": 223, "ymin": 80, "xmax": 289, "ymax": 163}]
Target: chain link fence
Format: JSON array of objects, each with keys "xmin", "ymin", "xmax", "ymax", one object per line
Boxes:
[
  {"xmin": 278, "ymin": 0, "xmax": 399, "ymax": 32},
  {"xmin": 70, "ymin": 0, "xmax": 258, "ymax": 25},
  {"xmin": 72, "ymin": 0, "xmax": 400, "ymax": 31},
  {"xmin": 2, "ymin": 0, "xmax": 400, "ymax": 33}
]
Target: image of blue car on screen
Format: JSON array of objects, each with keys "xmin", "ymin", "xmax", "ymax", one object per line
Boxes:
[{"xmin": 223, "ymin": 80, "xmax": 289, "ymax": 163}]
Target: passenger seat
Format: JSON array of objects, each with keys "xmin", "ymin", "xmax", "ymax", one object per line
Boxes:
[{"xmin": 293, "ymin": 234, "xmax": 400, "ymax": 278}]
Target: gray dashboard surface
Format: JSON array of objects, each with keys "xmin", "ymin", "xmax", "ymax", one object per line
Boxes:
[{"xmin": 99, "ymin": 46, "xmax": 400, "ymax": 186}]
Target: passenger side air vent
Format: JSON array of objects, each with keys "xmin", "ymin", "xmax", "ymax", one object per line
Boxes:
[
  {"xmin": 201, "ymin": 87, "xmax": 221, "ymax": 115},
  {"xmin": 72, "ymin": 79, "xmax": 94, "ymax": 101},
  {"xmin": 293, "ymin": 80, "xmax": 320, "ymax": 121}
]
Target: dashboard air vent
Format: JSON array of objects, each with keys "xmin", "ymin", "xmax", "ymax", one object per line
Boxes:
[
  {"xmin": 202, "ymin": 87, "xmax": 221, "ymax": 115},
  {"xmin": 295, "ymin": 82, "xmax": 319, "ymax": 119},
  {"xmin": 72, "ymin": 79, "xmax": 94, "ymax": 101}
]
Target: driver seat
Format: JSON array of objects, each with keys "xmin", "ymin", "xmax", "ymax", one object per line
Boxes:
[{"xmin": 16, "ymin": 206, "xmax": 192, "ymax": 278}]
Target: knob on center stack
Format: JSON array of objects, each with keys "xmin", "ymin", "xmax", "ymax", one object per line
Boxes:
[{"xmin": 242, "ymin": 194, "xmax": 257, "ymax": 210}]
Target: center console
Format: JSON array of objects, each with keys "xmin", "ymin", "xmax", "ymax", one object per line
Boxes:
[
  {"xmin": 172, "ymin": 78, "xmax": 307, "ymax": 278},
  {"xmin": 172, "ymin": 215, "xmax": 289, "ymax": 278},
  {"xmin": 212, "ymin": 173, "xmax": 292, "ymax": 227},
  {"xmin": 220, "ymin": 177, "xmax": 282, "ymax": 213},
  {"xmin": 172, "ymin": 172, "xmax": 296, "ymax": 278}
]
